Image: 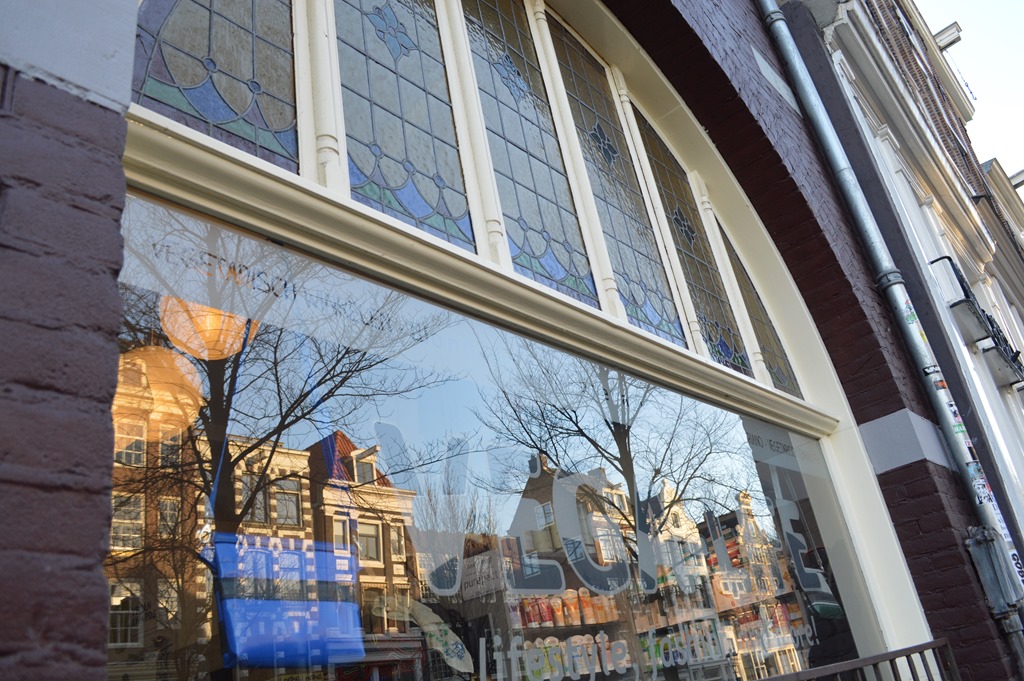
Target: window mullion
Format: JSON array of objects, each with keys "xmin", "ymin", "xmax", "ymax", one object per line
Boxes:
[
  {"xmin": 691, "ymin": 172, "xmax": 774, "ymax": 385},
  {"xmin": 435, "ymin": 0, "xmax": 513, "ymax": 268},
  {"xmin": 302, "ymin": 0, "xmax": 348, "ymax": 191},
  {"xmin": 610, "ymin": 71, "xmax": 707, "ymax": 358},
  {"xmin": 525, "ymin": 0, "xmax": 625, "ymax": 320}
]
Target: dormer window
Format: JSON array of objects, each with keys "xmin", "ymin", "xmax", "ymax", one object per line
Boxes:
[{"xmin": 356, "ymin": 460, "xmax": 375, "ymax": 484}]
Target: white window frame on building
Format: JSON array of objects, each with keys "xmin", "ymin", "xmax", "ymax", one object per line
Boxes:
[
  {"xmin": 356, "ymin": 520, "xmax": 383, "ymax": 564},
  {"xmin": 120, "ymin": 0, "xmax": 935, "ymax": 657},
  {"xmin": 108, "ymin": 579, "xmax": 143, "ymax": 648},
  {"xmin": 111, "ymin": 492, "xmax": 144, "ymax": 551},
  {"xmin": 114, "ymin": 416, "xmax": 146, "ymax": 466}
]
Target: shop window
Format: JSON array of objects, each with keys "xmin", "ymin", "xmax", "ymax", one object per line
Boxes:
[
  {"xmin": 108, "ymin": 580, "xmax": 143, "ymax": 647},
  {"xmin": 274, "ymin": 479, "xmax": 301, "ymax": 526},
  {"xmin": 132, "ymin": 0, "xmax": 299, "ymax": 172},
  {"xmin": 111, "ymin": 0, "xmax": 888, "ymax": 672},
  {"xmin": 111, "ymin": 493, "xmax": 144, "ymax": 551},
  {"xmin": 357, "ymin": 522, "xmax": 382, "ymax": 562},
  {"xmin": 114, "ymin": 416, "xmax": 146, "ymax": 466}
]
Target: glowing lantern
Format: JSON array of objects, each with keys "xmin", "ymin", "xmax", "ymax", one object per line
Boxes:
[
  {"xmin": 120, "ymin": 345, "xmax": 204, "ymax": 439},
  {"xmin": 159, "ymin": 296, "xmax": 258, "ymax": 361}
]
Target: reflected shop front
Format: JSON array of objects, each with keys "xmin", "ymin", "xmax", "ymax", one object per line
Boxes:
[{"xmin": 108, "ymin": 194, "xmax": 861, "ymax": 681}]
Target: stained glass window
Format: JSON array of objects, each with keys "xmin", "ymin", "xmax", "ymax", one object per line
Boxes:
[
  {"xmin": 463, "ymin": 0, "xmax": 598, "ymax": 307},
  {"xmin": 547, "ymin": 17, "xmax": 685, "ymax": 345},
  {"xmin": 133, "ymin": 0, "xmax": 300, "ymax": 173},
  {"xmin": 724, "ymin": 236, "xmax": 803, "ymax": 397},
  {"xmin": 634, "ymin": 108, "xmax": 752, "ymax": 376},
  {"xmin": 337, "ymin": 0, "xmax": 475, "ymax": 251}
]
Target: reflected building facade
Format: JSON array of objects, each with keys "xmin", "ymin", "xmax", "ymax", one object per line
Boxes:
[{"xmin": 5, "ymin": 0, "xmax": 1017, "ymax": 679}]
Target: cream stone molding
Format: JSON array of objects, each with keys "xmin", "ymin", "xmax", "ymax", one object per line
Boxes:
[
  {"xmin": 123, "ymin": 108, "xmax": 839, "ymax": 438},
  {"xmin": 303, "ymin": 0, "xmax": 346, "ymax": 191},
  {"xmin": 438, "ymin": 0, "xmax": 512, "ymax": 270}
]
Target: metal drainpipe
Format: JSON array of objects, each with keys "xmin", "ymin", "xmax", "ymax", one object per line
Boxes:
[{"xmin": 752, "ymin": 0, "xmax": 1024, "ymax": 640}]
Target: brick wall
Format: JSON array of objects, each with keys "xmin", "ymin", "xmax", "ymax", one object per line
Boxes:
[
  {"xmin": 880, "ymin": 460, "xmax": 1018, "ymax": 680},
  {"xmin": 0, "ymin": 64, "xmax": 126, "ymax": 680},
  {"xmin": 605, "ymin": 0, "xmax": 931, "ymax": 425}
]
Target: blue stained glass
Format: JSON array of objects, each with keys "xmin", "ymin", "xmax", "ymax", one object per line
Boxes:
[
  {"xmin": 337, "ymin": 0, "xmax": 475, "ymax": 251},
  {"xmin": 132, "ymin": 0, "xmax": 300, "ymax": 173},
  {"xmin": 463, "ymin": 0, "xmax": 598, "ymax": 307},
  {"xmin": 547, "ymin": 17, "xmax": 685, "ymax": 344},
  {"xmin": 589, "ymin": 122, "xmax": 619, "ymax": 165},
  {"xmin": 366, "ymin": 4, "xmax": 418, "ymax": 61},
  {"xmin": 494, "ymin": 52, "xmax": 529, "ymax": 102},
  {"xmin": 724, "ymin": 235, "xmax": 802, "ymax": 397},
  {"xmin": 632, "ymin": 106, "xmax": 752, "ymax": 375}
]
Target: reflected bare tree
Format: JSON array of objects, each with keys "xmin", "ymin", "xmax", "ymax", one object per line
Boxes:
[
  {"xmin": 108, "ymin": 199, "xmax": 461, "ymax": 680},
  {"xmin": 478, "ymin": 337, "xmax": 758, "ymax": 544}
]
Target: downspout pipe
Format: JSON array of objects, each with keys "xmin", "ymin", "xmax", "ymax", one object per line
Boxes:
[{"xmin": 753, "ymin": 0, "xmax": 1024, "ymax": 607}]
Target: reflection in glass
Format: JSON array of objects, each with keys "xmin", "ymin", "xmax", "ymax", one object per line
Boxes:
[
  {"xmin": 337, "ymin": 0, "xmax": 475, "ymax": 250},
  {"xmin": 546, "ymin": 18, "xmax": 686, "ymax": 346},
  {"xmin": 463, "ymin": 0, "xmax": 599, "ymax": 307},
  {"xmin": 132, "ymin": 0, "xmax": 300, "ymax": 172},
  {"xmin": 107, "ymin": 194, "xmax": 856, "ymax": 680}
]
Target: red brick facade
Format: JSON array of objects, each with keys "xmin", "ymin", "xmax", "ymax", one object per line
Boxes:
[
  {"xmin": 605, "ymin": 0, "xmax": 931, "ymax": 426},
  {"xmin": 0, "ymin": 65, "xmax": 126, "ymax": 681},
  {"xmin": 880, "ymin": 460, "xmax": 1018, "ymax": 680}
]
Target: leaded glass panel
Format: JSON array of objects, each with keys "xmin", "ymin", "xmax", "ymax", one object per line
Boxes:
[
  {"xmin": 337, "ymin": 0, "xmax": 475, "ymax": 251},
  {"xmin": 463, "ymin": 0, "xmax": 598, "ymax": 307},
  {"xmin": 724, "ymin": 236, "xmax": 803, "ymax": 397},
  {"xmin": 634, "ymin": 108, "xmax": 752, "ymax": 376},
  {"xmin": 133, "ymin": 0, "xmax": 300, "ymax": 172},
  {"xmin": 547, "ymin": 17, "xmax": 685, "ymax": 345}
]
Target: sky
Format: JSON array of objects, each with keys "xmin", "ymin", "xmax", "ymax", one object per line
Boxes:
[{"xmin": 915, "ymin": 0, "xmax": 1024, "ymax": 187}]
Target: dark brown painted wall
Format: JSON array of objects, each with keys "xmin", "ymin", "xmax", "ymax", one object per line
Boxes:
[
  {"xmin": 604, "ymin": 0, "xmax": 931, "ymax": 426},
  {"xmin": 0, "ymin": 64, "xmax": 126, "ymax": 681}
]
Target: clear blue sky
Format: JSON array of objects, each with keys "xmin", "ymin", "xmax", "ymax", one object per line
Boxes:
[{"xmin": 916, "ymin": 0, "xmax": 1024, "ymax": 184}]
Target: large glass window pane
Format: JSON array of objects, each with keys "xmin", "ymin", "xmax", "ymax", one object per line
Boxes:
[
  {"xmin": 108, "ymin": 194, "xmax": 860, "ymax": 680},
  {"xmin": 463, "ymin": 0, "xmax": 599, "ymax": 307},
  {"xmin": 132, "ymin": 0, "xmax": 300, "ymax": 172},
  {"xmin": 547, "ymin": 17, "xmax": 686, "ymax": 346},
  {"xmin": 337, "ymin": 0, "xmax": 475, "ymax": 250}
]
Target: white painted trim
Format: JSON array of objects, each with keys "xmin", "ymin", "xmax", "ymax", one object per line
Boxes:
[
  {"xmin": 526, "ymin": 1, "xmax": 623, "ymax": 319},
  {"xmin": 123, "ymin": 108, "xmax": 838, "ymax": 439},
  {"xmin": 433, "ymin": 0, "xmax": 495, "ymax": 265},
  {"xmin": 302, "ymin": 0, "xmax": 347, "ymax": 190}
]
